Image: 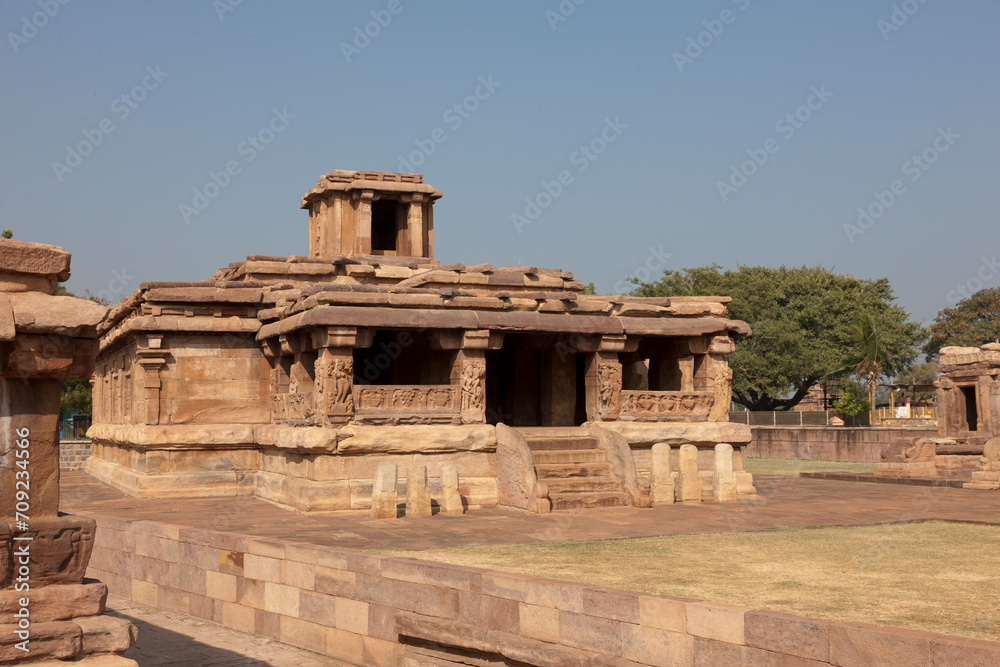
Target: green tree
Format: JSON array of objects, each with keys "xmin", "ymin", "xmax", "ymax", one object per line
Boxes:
[
  {"xmin": 2, "ymin": 229, "xmax": 12, "ymax": 239},
  {"xmin": 833, "ymin": 316, "xmax": 894, "ymax": 426},
  {"xmin": 924, "ymin": 288, "xmax": 1000, "ymax": 358},
  {"xmin": 630, "ymin": 264, "xmax": 926, "ymax": 411},
  {"xmin": 581, "ymin": 282, "xmax": 597, "ymax": 295},
  {"xmin": 53, "ymin": 285, "xmax": 107, "ymax": 416},
  {"xmin": 833, "ymin": 382, "xmax": 870, "ymax": 417}
]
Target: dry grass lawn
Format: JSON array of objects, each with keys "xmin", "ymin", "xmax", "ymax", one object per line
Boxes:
[
  {"xmin": 743, "ymin": 457, "xmax": 877, "ymax": 476},
  {"xmin": 383, "ymin": 521, "xmax": 1000, "ymax": 642}
]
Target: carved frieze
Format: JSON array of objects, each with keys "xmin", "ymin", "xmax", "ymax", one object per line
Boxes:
[
  {"xmin": 353, "ymin": 384, "xmax": 461, "ymax": 425},
  {"xmin": 620, "ymin": 390, "xmax": 715, "ymax": 421}
]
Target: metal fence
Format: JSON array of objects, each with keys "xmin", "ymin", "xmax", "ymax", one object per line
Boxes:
[
  {"xmin": 729, "ymin": 410, "xmax": 869, "ymax": 427},
  {"xmin": 874, "ymin": 406, "xmax": 936, "ymax": 421}
]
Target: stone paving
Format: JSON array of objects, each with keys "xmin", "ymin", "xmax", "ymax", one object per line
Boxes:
[
  {"xmin": 61, "ymin": 471, "xmax": 1000, "ymax": 552},
  {"xmin": 107, "ymin": 595, "xmax": 352, "ymax": 666}
]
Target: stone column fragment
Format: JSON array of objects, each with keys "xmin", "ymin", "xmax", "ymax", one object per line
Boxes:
[
  {"xmin": 676, "ymin": 444, "xmax": 702, "ymax": 503},
  {"xmin": 440, "ymin": 463, "xmax": 464, "ymax": 515},
  {"xmin": 406, "ymin": 465, "xmax": 432, "ymax": 517},
  {"xmin": 713, "ymin": 443, "xmax": 738, "ymax": 503},
  {"xmin": 650, "ymin": 443, "xmax": 674, "ymax": 506},
  {"xmin": 370, "ymin": 461, "xmax": 398, "ymax": 519}
]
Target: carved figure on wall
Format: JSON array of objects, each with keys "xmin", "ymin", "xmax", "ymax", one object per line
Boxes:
[
  {"xmin": 708, "ymin": 364, "xmax": 733, "ymax": 421},
  {"xmin": 429, "ymin": 388, "xmax": 453, "ymax": 409},
  {"xmin": 393, "ymin": 388, "xmax": 417, "ymax": 409},
  {"xmin": 598, "ymin": 363, "xmax": 622, "ymax": 414},
  {"xmin": 333, "ymin": 359, "xmax": 353, "ymax": 409},
  {"xmin": 461, "ymin": 360, "xmax": 486, "ymax": 412}
]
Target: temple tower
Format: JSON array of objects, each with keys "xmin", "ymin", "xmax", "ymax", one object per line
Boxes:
[{"xmin": 301, "ymin": 170, "xmax": 443, "ymax": 259}]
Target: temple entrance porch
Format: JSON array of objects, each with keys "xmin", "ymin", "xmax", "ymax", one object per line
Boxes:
[{"xmin": 485, "ymin": 334, "xmax": 587, "ymax": 427}]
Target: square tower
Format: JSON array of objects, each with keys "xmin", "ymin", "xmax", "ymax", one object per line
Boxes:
[{"xmin": 301, "ymin": 170, "xmax": 442, "ymax": 259}]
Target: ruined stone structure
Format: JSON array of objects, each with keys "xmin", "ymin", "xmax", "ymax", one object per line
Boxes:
[
  {"xmin": 0, "ymin": 239, "xmax": 137, "ymax": 664},
  {"xmin": 87, "ymin": 171, "xmax": 756, "ymax": 513}
]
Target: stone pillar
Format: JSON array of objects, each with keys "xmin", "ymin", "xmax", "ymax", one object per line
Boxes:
[
  {"xmin": 135, "ymin": 334, "xmax": 166, "ymax": 426},
  {"xmin": 585, "ymin": 351, "xmax": 622, "ymax": 421},
  {"xmin": 713, "ymin": 443, "xmax": 738, "ymax": 503},
  {"xmin": 405, "ymin": 193, "xmax": 425, "ymax": 258},
  {"xmin": 355, "ymin": 190, "xmax": 374, "ymax": 254},
  {"xmin": 371, "ymin": 462, "xmax": 398, "ymax": 519},
  {"xmin": 650, "ymin": 443, "xmax": 674, "ymax": 506},
  {"xmin": 440, "ymin": 463, "xmax": 464, "ymax": 515},
  {"xmin": 311, "ymin": 327, "xmax": 370, "ymax": 426},
  {"xmin": 406, "ymin": 465, "xmax": 432, "ymax": 517},
  {"xmin": 676, "ymin": 444, "xmax": 702, "ymax": 503},
  {"xmin": 437, "ymin": 330, "xmax": 495, "ymax": 424},
  {"xmin": 679, "ymin": 356, "xmax": 695, "ymax": 392}
]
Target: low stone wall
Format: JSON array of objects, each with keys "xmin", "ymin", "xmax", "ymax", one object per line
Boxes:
[
  {"xmin": 746, "ymin": 427, "xmax": 937, "ymax": 463},
  {"xmin": 81, "ymin": 514, "xmax": 1000, "ymax": 666},
  {"xmin": 60, "ymin": 439, "xmax": 92, "ymax": 471}
]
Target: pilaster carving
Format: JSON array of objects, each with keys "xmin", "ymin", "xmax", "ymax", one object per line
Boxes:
[
  {"xmin": 135, "ymin": 333, "xmax": 166, "ymax": 426},
  {"xmin": 708, "ymin": 360, "xmax": 733, "ymax": 422},
  {"xmin": 460, "ymin": 358, "xmax": 486, "ymax": 424}
]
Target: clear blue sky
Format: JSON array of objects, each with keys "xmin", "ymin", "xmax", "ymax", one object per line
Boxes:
[{"xmin": 2, "ymin": 1, "xmax": 997, "ymax": 324}]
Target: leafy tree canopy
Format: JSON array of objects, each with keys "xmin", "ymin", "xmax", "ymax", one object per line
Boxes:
[
  {"xmin": 60, "ymin": 379, "xmax": 93, "ymax": 415},
  {"xmin": 2, "ymin": 229, "xmax": 12, "ymax": 239},
  {"xmin": 630, "ymin": 264, "xmax": 926, "ymax": 411},
  {"xmin": 924, "ymin": 287, "xmax": 1000, "ymax": 358}
]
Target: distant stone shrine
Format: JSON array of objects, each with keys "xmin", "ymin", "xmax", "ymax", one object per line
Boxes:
[
  {"xmin": 86, "ymin": 170, "xmax": 756, "ymax": 513},
  {"xmin": 1, "ymin": 238, "xmax": 137, "ymax": 664}
]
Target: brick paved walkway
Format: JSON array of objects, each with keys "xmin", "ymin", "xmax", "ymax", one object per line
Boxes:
[
  {"xmin": 60, "ymin": 472, "xmax": 1000, "ymax": 552},
  {"xmin": 107, "ymin": 595, "xmax": 352, "ymax": 666}
]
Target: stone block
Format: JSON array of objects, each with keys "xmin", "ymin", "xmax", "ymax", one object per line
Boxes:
[
  {"xmin": 279, "ymin": 616, "xmax": 327, "ymax": 654},
  {"xmin": 482, "ymin": 596, "xmax": 519, "ymax": 634},
  {"xmin": 282, "ymin": 559, "xmax": 315, "ymax": 589},
  {"xmin": 440, "ymin": 463, "xmax": 464, "ymax": 515},
  {"xmin": 6, "ymin": 516, "xmax": 96, "ymax": 586},
  {"xmin": 0, "ymin": 619, "xmax": 82, "ymax": 662},
  {"xmin": 405, "ymin": 465, "xmax": 432, "ymax": 518},
  {"xmin": 315, "ymin": 566, "xmax": 357, "ymax": 598},
  {"xmin": 221, "ymin": 601, "xmax": 255, "ymax": 633},
  {"xmin": 621, "ymin": 623, "xmax": 694, "ymax": 667},
  {"xmin": 686, "ymin": 601, "xmax": 745, "ymax": 644},
  {"xmin": 558, "ymin": 611, "xmax": 622, "ymax": 655},
  {"xmin": 355, "ymin": 573, "xmax": 459, "ymax": 619},
  {"xmin": 0, "ymin": 582, "xmax": 107, "ymax": 624},
  {"xmin": 243, "ymin": 553, "xmax": 283, "ymax": 584},
  {"xmin": 930, "ymin": 635, "xmax": 1000, "ymax": 666},
  {"xmin": 677, "ymin": 444, "xmax": 702, "ymax": 503},
  {"xmin": 713, "ymin": 443, "xmax": 738, "ymax": 503},
  {"xmin": 75, "ymin": 614, "xmax": 138, "ymax": 654},
  {"xmin": 263, "ymin": 582, "xmax": 300, "ymax": 617},
  {"xmin": 326, "ymin": 627, "xmax": 364, "ymax": 660},
  {"xmin": 299, "ymin": 590, "xmax": 337, "ymax": 625},
  {"xmin": 254, "ymin": 608, "xmax": 281, "ymax": 640},
  {"xmin": 639, "ymin": 595, "xmax": 689, "ymax": 634},
  {"xmin": 581, "ymin": 587, "xmax": 640, "ymax": 624},
  {"xmin": 744, "ymin": 610, "xmax": 831, "ymax": 662},
  {"xmin": 651, "ymin": 443, "xmax": 675, "ymax": 505},
  {"xmin": 519, "ymin": 603, "xmax": 559, "ymax": 643},
  {"xmin": 829, "ymin": 622, "xmax": 932, "ymax": 667},
  {"xmin": 336, "ymin": 597, "xmax": 370, "ymax": 635},
  {"xmin": 379, "ymin": 558, "xmax": 481, "ymax": 592},
  {"xmin": 371, "ymin": 461, "xmax": 398, "ymax": 519},
  {"xmin": 205, "ymin": 571, "xmax": 238, "ymax": 603}
]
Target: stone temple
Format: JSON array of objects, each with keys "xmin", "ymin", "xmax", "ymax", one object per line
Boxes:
[{"xmin": 86, "ymin": 170, "xmax": 756, "ymax": 513}]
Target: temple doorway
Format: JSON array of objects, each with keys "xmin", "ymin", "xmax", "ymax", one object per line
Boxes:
[{"xmin": 485, "ymin": 335, "xmax": 586, "ymax": 426}]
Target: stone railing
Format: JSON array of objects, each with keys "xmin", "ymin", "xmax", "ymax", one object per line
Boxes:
[
  {"xmin": 353, "ymin": 384, "xmax": 461, "ymax": 425},
  {"xmin": 620, "ymin": 390, "xmax": 714, "ymax": 421}
]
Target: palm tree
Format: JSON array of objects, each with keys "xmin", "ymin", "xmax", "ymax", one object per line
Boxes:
[{"xmin": 833, "ymin": 315, "xmax": 894, "ymax": 426}]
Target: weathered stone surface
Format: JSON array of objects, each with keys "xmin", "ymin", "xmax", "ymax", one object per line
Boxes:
[
  {"xmin": 0, "ymin": 238, "xmax": 71, "ymax": 278},
  {"xmin": 600, "ymin": 421, "xmax": 752, "ymax": 446},
  {"xmin": 338, "ymin": 425, "xmax": 497, "ymax": 454},
  {"xmin": 370, "ymin": 462, "xmax": 398, "ymax": 519},
  {"xmin": 0, "ymin": 335, "xmax": 99, "ymax": 381},
  {"xmin": 405, "ymin": 465, "xmax": 432, "ymax": 518},
  {"xmin": 589, "ymin": 424, "xmax": 642, "ymax": 507},
  {"xmin": 0, "ymin": 523, "xmax": 10, "ymax": 589},
  {"xmin": 0, "ymin": 294, "xmax": 14, "ymax": 341},
  {"xmin": 713, "ymin": 443, "xmax": 737, "ymax": 503},
  {"xmin": 1, "ymin": 378, "xmax": 61, "ymax": 518},
  {"xmin": 0, "ymin": 271, "xmax": 57, "ymax": 294},
  {"xmin": 7, "ymin": 292, "xmax": 108, "ymax": 338},
  {"xmin": 7, "ymin": 517, "xmax": 97, "ymax": 587},
  {"xmin": 0, "ymin": 583, "xmax": 107, "ymax": 623},
  {"xmin": 676, "ymin": 444, "xmax": 701, "ymax": 503},
  {"xmin": 0, "ymin": 619, "xmax": 82, "ymax": 662},
  {"xmin": 29, "ymin": 654, "xmax": 139, "ymax": 666},
  {"xmin": 650, "ymin": 443, "xmax": 674, "ymax": 506},
  {"xmin": 496, "ymin": 424, "xmax": 546, "ymax": 513},
  {"xmin": 75, "ymin": 614, "xmax": 138, "ymax": 654},
  {"xmin": 440, "ymin": 463, "xmax": 464, "ymax": 515}
]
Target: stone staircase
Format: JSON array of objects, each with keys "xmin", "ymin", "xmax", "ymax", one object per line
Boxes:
[{"xmin": 519, "ymin": 427, "xmax": 630, "ymax": 510}]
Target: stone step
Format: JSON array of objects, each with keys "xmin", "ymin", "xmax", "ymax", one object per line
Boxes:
[
  {"xmin": 545, "ymin": 476, "xmax": 624, "ymax": 493},
  {"xmin": 516, "ymin": 426, "xmax": 590, "ymax": 438},
  {"xmin": 550, "ymin": 491, "xmax": 630, "ymax": 510},
  {"xmin": 531, "ymin": 449, "xmax": 606, "ymax": 465},
  {"xmin": 526, "ymin": 437, "xmax": 599, "ymax": 451},
  {"xmin": 534, "ymin": 462, "xmax": 615, "ymax": 478}
]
